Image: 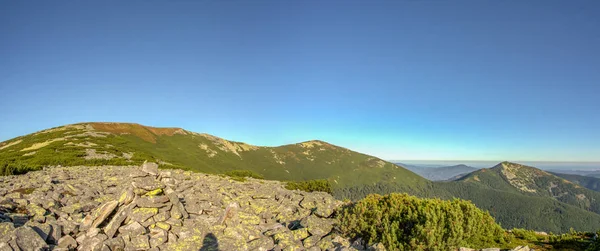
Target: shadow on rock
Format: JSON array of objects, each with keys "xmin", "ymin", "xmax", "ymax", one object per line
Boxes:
[{"xmin": 200, "ymin": 232, "xmax": 219, "ymax": 251}]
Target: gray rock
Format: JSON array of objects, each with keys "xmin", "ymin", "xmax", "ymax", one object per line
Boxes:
[
  {"xmin": 128, "ymin": 234, "xmax": 150, "ymax": 250},
  {"xmin": 14, "ymin": 226, "xmax": 49, "ymax": 251},
  {"xmin": 165, "ymin": 188, "xmax": 188, "ymax": 219},
  {"xmin": 512, "ymin": 247, "xmax": 530, "ymax": 251},
  {"xmin": 118, "ymin": 221, "xmax": 147, "ymax": 237},
  {"xmin": 57, "ymin": 235, "xmax": 78, "ymax": 249},
  {"xmin": 149, "ymin": 228, "xmax": 167, "ymax": 247},
  {"xmin": 78, "ymin": 233, "xmax": 107, "ymax": 251},
  {"xmin": 48, "ymin": 223, "xmax": 62, "ymax": 244},
  {"xmin": 0, "ymin": 242, "xmax": 13, "ymax": 251},
  {"xmin": 81, "ymin": 200, "xmax": 119, "ymax": 231},
  {"xmin": 0, "ymin": 222, "xmax": 15, "ymax": 242},
  {"xmin": 129, "ymin": 207, "xmax": 159, "ymax": 223},
  {"xmin": 481, "ymin": 249, "xmax": 501, "ymax": 251},
  {"xmin": 131, "ymin": 177, "xmax": 164, "ymax": 191},
  {"xmin": 301, "ymin": 215, "xmax": 333, "ymax": 237},
  {"xmin": 103, "ymin": 237, "xmax": 125, "ymax": 251},
  {"xmin": 118, "ymin": 188, "xmax": 135, "ymax": 205},
  {"xmin": 104, "ymin": 203, "xmax": 134, "ymax": 238},
  {"xmin": 26, "ymin": 222, "xmax": 52, "ymax": 241},
  {"xmin": 134, "ymin": 195, "xmax": 169, "ymax": 208},
  {"xmin": 142, "ymin": 162, "xmax": 159, "ymax": 176}
]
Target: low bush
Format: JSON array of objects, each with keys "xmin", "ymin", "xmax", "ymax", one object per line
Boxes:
[
  {"xmin": 224, "ymin": 170, "xmax": 264, "ymax": 182},
  {"xmin": 337, "ymin": 193, "xmax": 506, "ymax": 250},
  {"xmin": 285, "ymin": 179, "xmax": 332, "ymax": 194}
]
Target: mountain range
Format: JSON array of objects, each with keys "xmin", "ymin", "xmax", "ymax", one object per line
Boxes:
[
  {"xmin": 397, "ymin": 163, "xmax": 478, "ymax": 181},
  {"xmin": 2, "ymin": 122, "xmax": 600, "ymax": 233}
]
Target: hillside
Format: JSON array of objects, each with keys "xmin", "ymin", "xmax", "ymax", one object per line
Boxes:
[
  {"xmin": 551, "ymin": 172, "xmax": 600, "ymax": 192},
  {"xmin": 0, "ymin": 123, "xmax": 427, "ymax": 190},
  {"xmin": 457, "ymin": 162, "xmax": 600, "ymax": 215},
  {"xmin": 398, "ymin": 163, "xmax": 478, "ymax": 181}
]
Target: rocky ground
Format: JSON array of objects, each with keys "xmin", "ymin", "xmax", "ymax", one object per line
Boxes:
[
  {"xmin": 0, "ymin": 163, "xmax": 533, "ymax": 251},
  {"xmin": 0, "ymin": 163, "xmax": 365, "ymax": 251}
]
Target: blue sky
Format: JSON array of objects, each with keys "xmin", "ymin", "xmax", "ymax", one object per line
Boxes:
[{"xmin": 1, "ymin": 1, "xmax": 599, "ymax": 162}]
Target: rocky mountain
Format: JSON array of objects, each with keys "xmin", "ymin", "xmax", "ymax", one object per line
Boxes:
[
  {"xmin": 397, "ymin": 163, "xmax": 478, "ymax": 181},
  {"xmin": 0, "ymin": 123, "xmax": 426, "ymax": 190}
]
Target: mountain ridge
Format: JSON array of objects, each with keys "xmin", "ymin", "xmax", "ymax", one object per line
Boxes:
[
  {"xmin": 3, "ymin": 123, "xmax": 600, "ymax": 233},
  {"xmin": 0, "ymin": 122, "xmax": 425, "ymax": 190}
]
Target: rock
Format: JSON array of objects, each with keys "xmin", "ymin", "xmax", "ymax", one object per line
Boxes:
[
  {"xmin": 129, "ymin": 207, "xmax": 159, "ymax": 222},
  {"xmin": 118, "ymin": 221, "xmax": 147, "ymax": 237},
  {"xmin": 273, "ymin": 228, "xmax": 309, "ymax": 248},
  {"xmin": 14, "ymin": 226, "xmax": 49, "ymax": 250},
  {"xmin": 481, "ymin": 249, "xmax": 501, "ymax": 251},
  {"xmin": 155, "ymin": 221, "xmax": 170, "ymax": 231},
  {"xmin": 153, "ymin": 208, "xmax": 170, "ymax": 222},
  {"xmin": 247, "ymin": 237, "xmax": 275, "ymax": 251},
  {"xmin": 26, "ymin": 203, "xmax": 47, "ymax": 218},
  {"xmin": 103, "ymin": 237, "xmax": 125, "ymax": 251},
  {"xmin": 118, "ymin": 188, "xmax": 135, "ymax": 205},
  {"xmin": 142, "ymin": 162, "xmax": 159, "ymax": 176},
  {"xmin": 332, "ymin": 234, "xmax": 351, "ymax": 248},
  {"xmin": 134, "ymin": 195, "xmax": 169, "ymax": 208},
  {"xmin": 302, "ymin": 235, "xmax": 321, "ymax": 248},
  {"xmin": 459, "ymin": 248, "xmax": 475, "ymax": 251},
  {"xmin": 0, "ymin": 242, "xmax": 12, "ymax": 251},
  {"xmin": 48, "ymin": 223, "xmax": 62, "ymax": 244},
  {"xmin": 26, "ymin": 222, "xmax": 52, "ymax": 241},
  {"xmin": 301, "ymin": 215, "xmax": 333, "ymax": 237},
  {"xmin": 165, "ymin": 188, "xmax": 188, "ymax": 219},
  {"xmin": 512, "ymin": 246, "xmax": 530, "ymax": 251},
  {"xmin": 57, "ymin": 235, "xmax": 78, "ymax": 249},
  {"xmin": 219, "ymin": 202, "xmax": 238, "ymax": 225},
  {"xmin": 317, "ymin": 235, "xmax": 335, "ymax": 250},
  {"xmin": 78, "ymin": 233, "xmax": 107, "ymax": 251},
  {"xmin": 104, "ymin": 203, "xmax": 134, "ymax": 238},
  {"xmin": 149, "ymin": 228, "xmax": 167, "ymax": 247},
  {"xmin": 128, "ymin": 234, "xmax": 150, "ymax": 250},
  {"xmin": 0, "ymin": 222, "xmax": 15, "ymax": 242},
  {"xmin": 81, "ymin": 200, "xmax": 119, "ymax": 231},
  {"xmin": 132, "ymin": 177, "xmax": 164, "ymax": 191}
]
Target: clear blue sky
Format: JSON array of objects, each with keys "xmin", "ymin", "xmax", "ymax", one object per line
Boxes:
[{"xmin": 1, "ymin": 1, "xmax": 599, "ymax": 162}]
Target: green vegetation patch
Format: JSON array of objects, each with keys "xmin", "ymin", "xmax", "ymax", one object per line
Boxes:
[
  {"xmin": 224, "ymin": 170, "xmax": 264, "ymax": 182},
  {"xmin": 285, "ymin": 179, "xmax": 332, "ymax": 194},
  {"xmin": 337, "ymin": 193, "xmax": 506, "ymax": 250}
]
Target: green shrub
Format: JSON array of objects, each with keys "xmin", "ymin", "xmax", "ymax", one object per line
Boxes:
[
  {"xmin": 225, "ymin": 170, "xmax": 264, "ymax": 182},
  {"xmin": 337, "ymin": 193, "xmax": 506, "ymax": 251},
  {"xmin": 511, "ymin": 228, "xmax": 540, "ymax": 242},
  {"xmin": 285, "ymin": 179, "xmax": 332, "ymax": 194}
]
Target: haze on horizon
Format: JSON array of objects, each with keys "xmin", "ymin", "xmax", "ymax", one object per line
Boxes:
[{"xmin": 1, "ymin": 1, "xmax": 599, "ymax": 162}]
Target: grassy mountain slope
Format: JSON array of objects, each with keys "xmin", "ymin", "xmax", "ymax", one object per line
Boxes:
[
  {"xmin": 551, "ymin": 172, "xmax": 600, "ymax": 192},
  {"xmin": 398, "ymin": 163, "xmax": 478, "ymax": 181},
  {"xmin": 0, "ymin": 122, "xmax": 426, "ymax": 189}
]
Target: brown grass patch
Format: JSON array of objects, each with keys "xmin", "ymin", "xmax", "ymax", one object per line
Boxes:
[{"xmin": 89, "ymin": 123, "xmax": 184, "ymax": 143}]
